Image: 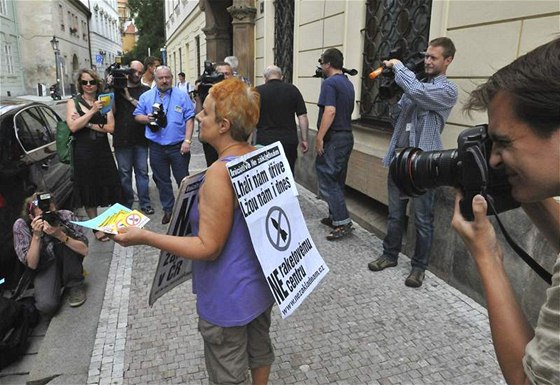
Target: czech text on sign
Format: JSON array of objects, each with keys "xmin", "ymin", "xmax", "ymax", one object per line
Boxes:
[
  {"xmin": 148, "ymin": 171, "xmax": 206, "ymax": 306},
  {"xmin": 226, "ymin": 142, "xmax": 329, "ymax": 318}
]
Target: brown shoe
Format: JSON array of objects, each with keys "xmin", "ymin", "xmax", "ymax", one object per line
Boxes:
[
  {"xmin": 368, "ymin": 257, "xmax": 397, "ymax": 271},
  {"xmin": 162, "ymin": 212, "xmax": 172, "ymax": 225},
  {"xmin": 405, "ymin": 270, "xmax": 425, "ymax": 288}
]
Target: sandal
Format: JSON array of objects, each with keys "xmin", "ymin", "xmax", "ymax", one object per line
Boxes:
[{"xmin": 326, "ymin": 223, "xmax": 354, "ymax": 241}]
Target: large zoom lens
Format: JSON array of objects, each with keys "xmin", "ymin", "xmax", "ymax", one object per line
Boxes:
[{"xmin": 389, "ymin": 147, "xmax": 459, "ymax": 197}]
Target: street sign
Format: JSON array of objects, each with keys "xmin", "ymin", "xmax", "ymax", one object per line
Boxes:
[{"xmin": 96, "ymin": 54, "xmax": 103, "ymax": 65}]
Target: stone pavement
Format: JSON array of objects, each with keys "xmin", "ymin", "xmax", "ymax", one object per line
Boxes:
[{"xmin": 85, "ymin": 139, "xmax": 505, "ymax": 385}]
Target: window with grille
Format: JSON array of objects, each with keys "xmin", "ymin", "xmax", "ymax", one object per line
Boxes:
[
  {"xmin": 273, "ymin": 0, "xmax": 294, "ymax": 83},
  {"xmin": 360, "ymin": 0, "xmax": 432, "ymax": 126}
]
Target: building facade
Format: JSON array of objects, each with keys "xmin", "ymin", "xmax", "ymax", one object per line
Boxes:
[
  {"xmin": 164, "ymin": 0, "xmax": 207, "ymax": 82},
  {"xmin": 165, "ymin": 0, "xmax": 560, "ymax": 323},
  {"xmin": 11, "ymin": 0, "xmax": 91, "ymax": 96},
  {"xmin": 0, "ymin": 0, "xmax": 26, "ymax": 96},
  {"xmin": 90, "ymin": 0, "xmax": 122, "ymax": 77},
  {"xmin": 117, "ymin": 0, "xmax": 137, "ymax": 54}
]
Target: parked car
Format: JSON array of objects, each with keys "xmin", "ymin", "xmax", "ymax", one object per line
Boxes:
[{"xmin": 0, "ymin": 98, "xmax": 73, "ymax": 290}]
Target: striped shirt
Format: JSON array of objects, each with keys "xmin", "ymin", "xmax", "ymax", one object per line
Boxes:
[{"xmin": 383, "ymin": 61, "xmax": 458, "ymax": 167}]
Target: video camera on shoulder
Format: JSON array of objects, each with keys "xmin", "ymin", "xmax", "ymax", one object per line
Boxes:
[
  {"xmin": 389, "ymin": 125, "xmax": 520, "ymax": 221},
  {"xmin": 36, "ymin": 193, "xmax": 61, "ymax": 226},
  {"xmin": 106, "ymin": 57, "xmax": 134, "ymax": 89},
  {"xmin": 195, "ymin": 60, "xmax": 225, "ymax": 104},
  {"xmin": 368, "ymin": 46, "xmax": 426, "ymax": 100}
]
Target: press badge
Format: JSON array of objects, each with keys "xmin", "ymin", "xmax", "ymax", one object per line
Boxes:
[{"xmin": 175, "ymin": 105, "xmax": 183, "ymax": 113}]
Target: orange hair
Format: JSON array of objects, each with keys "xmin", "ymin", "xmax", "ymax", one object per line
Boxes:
[{"xmin": 208, "ymin": 78, "xmax": 260, "ymax": 141}]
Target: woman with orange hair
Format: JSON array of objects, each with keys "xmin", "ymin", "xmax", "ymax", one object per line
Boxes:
[{"xmin": 114, "ymin": 78, "xmax": 275, "ymax": 384}]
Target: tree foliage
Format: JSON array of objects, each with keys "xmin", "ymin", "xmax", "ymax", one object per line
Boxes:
[{"xmin": 124, "ymin": 0, "xmax": 165, "ymax": 64}]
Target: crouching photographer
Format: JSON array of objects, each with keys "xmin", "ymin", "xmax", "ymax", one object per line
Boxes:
[
  {"xmin": 452, "ymin": 38, "xmax": 560, "ymax": 384},
  {"xmin": 12, "ymin": 192, "xmax": 89, "ymax": 315}
]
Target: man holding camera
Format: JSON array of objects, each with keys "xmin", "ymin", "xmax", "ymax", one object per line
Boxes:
[
  {"xmin": 112, "ymin": 60, "xmax": 154, "ymax": 215},
  {"xmin": 453, "ymin": 38, "xmax": 559, "ymax": 385},
  {"xmin": 13, "ymin": 193, "xmax": 89, "ymax": 314},
  {"xmin": 368, "ymin": 37, "xmax": 458, "ymax": 288},
  {"xmin": 315, "ymin": 48, "xmax": 355, "ymax": 241},
  {"xmin": 134, "ymin": 66, "xmax": 195, "ymax": 225}
]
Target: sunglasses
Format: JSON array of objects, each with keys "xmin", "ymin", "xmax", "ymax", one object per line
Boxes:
[{"xmin": 80, "ymin": 80, "xmax": 97, "ymax": 86}]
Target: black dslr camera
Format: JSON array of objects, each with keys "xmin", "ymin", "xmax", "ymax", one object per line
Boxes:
[
  {"xmin": 37, "ymin": 193, "xmax": 60, "ymax": 226},
  {"xmin": 148, "ymin": 103, "xmax": 167, "ymax": 132},
  {"xmin": 195, "ymin": 60, "xmax": 225, "ymax": 104},
  {"xmin": 106, "ymin": 59, "xmax": 134, "ymax": 89},
  {"xmin": 389, "ymin": 125, "xmax": 520, "ymax": 221},
  {"xmin": 370, "ymin": 47, "xmax": 426, "ymax": 100}
]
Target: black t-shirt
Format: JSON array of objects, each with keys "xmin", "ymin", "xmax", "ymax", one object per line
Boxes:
[
  {"xmin": 256, "ymin": 79, "xmax": 307, "ymax": 145},
  {"xmin": 113, "ymin": 85, "xmax": 150, "ymax": 147}
]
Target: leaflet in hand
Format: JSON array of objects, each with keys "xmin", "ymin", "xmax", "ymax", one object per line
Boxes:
[
  {"xmin": 97, "ymin": 92, "xmax": 114, "ymax": 115},
  {"xmin": 71, "ymin": 203, "xmax": 149, "ymax": 234}
]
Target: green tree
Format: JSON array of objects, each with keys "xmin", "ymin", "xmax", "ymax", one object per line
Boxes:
[{"xmin": 126, "ymin": 0, "xmax": 165, "ymax": 63}]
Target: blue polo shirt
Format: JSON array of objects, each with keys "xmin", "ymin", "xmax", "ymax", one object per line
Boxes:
[{"xmin": 134, "ymin": 87, "xmax": 195, "ymax": 145}]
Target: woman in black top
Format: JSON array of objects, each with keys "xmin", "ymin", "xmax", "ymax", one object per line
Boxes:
[{"xmin": 66, "ymin": 69, "xmax": 122, "ymax": 241}]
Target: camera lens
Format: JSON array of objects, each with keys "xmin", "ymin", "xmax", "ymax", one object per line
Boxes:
[{"xmin": 389, "ymin": 147, "xmax": 459, "ymax": 196}]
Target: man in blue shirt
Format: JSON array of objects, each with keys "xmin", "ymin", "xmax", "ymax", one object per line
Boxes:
[
  {"xmin": 368, "ymin": 37, "xmax": 458, "ymax": 288},
  {"xmin": 134, "ymin": 66, "xmax": 195, "ymax": 224},
  {"xmin": 315, "ymin": 48, "xmax": 355, "ymax": 241}
]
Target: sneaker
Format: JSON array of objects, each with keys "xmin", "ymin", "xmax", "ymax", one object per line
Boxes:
[
  {"xmin": 320, "ymin": 217, "xmax": 335, "ymax": 228},
  {"xmin": 326, "ymin": 223, "xmax": 353, "ymax": 241},
  {"xmin": 405, "ymin": 270, "xmax": 425, "ymax": 288},
  {"xmin": 141, "ymin": 206, "xmax": 155, "ymax": 215},
  {"xmin": 68, "ymin": 285, "xmax": 86, "ymax": 307},
  {"xmin": 367, "ymin": 256, "xmax": 398, "ymax": 271}
]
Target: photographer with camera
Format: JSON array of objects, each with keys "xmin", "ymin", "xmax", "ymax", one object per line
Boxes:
[
  {"xmin": 134, "ymin": 66, "xmax": 195, "ymax": 225},
  {"xmin": 452, "ymin": 38, "xmax": 560, "ymax": 385},
  {"xmin": 111, "ymin": 60, "xmax": 154, "ymax": 215},
  {"xmin": 315, "ymin": 48, "xmax": 355, "ymax": 241},
  {"xmin": 367, "ymin": 37, "xmax": 458, "ymax": 288},
  {"xmin": 195, "ymin": 61, "xmax": 232, "ymax": 166},
  {"xmin": 13, "ymin": 193, "xmax": 89, "ymax": 314}
]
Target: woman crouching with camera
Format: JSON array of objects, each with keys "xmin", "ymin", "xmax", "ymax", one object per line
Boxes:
[
  {"xmin": 13, "ymin": 192, "xmax": 89, "ymax": 315},
  {"xmin": 114, "ymin": 78, "xmax": 275, "ymax": 384}
]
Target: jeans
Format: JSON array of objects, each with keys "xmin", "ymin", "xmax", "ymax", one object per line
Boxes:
[
  {"xmin": 149, "ymin": 141, "xmax": 190, "ymax": 213},
  {"xmin": 115, "ymin": 145, "xmax": 151, "ymax": 209},
  {"xmin": 315, "ymin": 131, "xmax": 353, "ymax": 226},
  {"xmin": 382, "ymin": 173, "xmax": 435, "ymax": 271}
]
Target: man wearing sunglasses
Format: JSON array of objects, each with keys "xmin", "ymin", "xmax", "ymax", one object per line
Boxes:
[{"xmin": 315, "ymin": 48, "xmax": 355, "ymax": 241}]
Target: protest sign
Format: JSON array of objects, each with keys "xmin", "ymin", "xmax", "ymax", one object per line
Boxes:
[
  {"xmin": 148, "ymin": 171, "xmax": 205, "ymax": 306},
  {"xmin": 71, "ymin": 203, "xmax": 149, "ymax": 234},
  {"xmin": 226, "ymin": 142, "xmax": 329, "ymax": 318}
]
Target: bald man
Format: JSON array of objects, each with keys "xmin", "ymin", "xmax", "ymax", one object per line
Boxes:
[
  {"xmin": 112, "ymin": 60, "xmax": 154, "ymax": 215},
  {"xmin": 255, "ymin": 65, "xmax": 309, "ymax": 172}
]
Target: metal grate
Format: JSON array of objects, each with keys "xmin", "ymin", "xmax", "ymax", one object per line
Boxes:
[
  {"xmin": 360, "ymin": 0, "xmax": 432, "ymax": 125},
  {"xmin": 274, "ymin": 0, "xmax": 295, "ymax": 83}
]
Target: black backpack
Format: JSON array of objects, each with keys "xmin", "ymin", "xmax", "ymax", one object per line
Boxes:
[{"xmin": 0, "ymin": 295, "xmax": 39, "ymax": 369}]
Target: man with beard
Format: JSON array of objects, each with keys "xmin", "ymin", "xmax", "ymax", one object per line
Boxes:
[
  {"xmin": 112, "ymin": 60, "xmax": 154, "ymax": 215},
  {"xmin": 134, "ymin": 66, "xmax": 195, "ymax": 224},
  {"xmin": 367, "ymin": 37, "xmax": 458, "ymax": 288}
]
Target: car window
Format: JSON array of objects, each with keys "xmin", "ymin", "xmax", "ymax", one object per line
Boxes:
[{"xmin": 14, "ymin": 106, "xmax": 55, "ymax": 152}]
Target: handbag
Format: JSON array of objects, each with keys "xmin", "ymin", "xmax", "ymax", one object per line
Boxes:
[{"xmin": 56, "ymin": 98, "xmax": 79, "ymax": 164}]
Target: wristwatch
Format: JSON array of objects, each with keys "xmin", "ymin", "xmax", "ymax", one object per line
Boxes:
[{"xmin": 184, "ymin": 139, "xmax": 192, "ymax": 144}]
